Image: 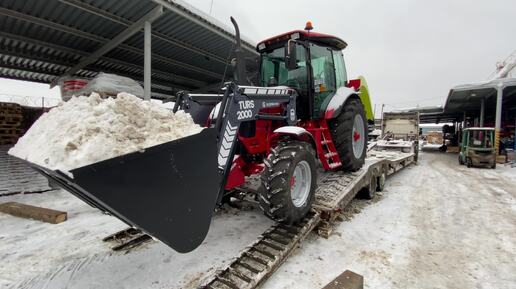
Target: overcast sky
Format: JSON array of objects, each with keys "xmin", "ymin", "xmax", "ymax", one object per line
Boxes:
[{"xmin": 1, "ymin": 0, "xmax": 515, "ymax": 112}]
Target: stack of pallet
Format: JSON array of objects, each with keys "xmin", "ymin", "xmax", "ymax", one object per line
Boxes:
[{"xmin": 0, "ymin": 103, "xmax": 23, "ymax": 145}]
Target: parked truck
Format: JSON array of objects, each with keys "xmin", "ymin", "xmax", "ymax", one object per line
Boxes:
[{"xmin": 376, "ymin": 112, "xmax": 419, "ymax": 161}]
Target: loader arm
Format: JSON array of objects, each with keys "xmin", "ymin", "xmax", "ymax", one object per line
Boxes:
[{"xmin": 189, "ymin": 82, "xmax": 298, "ymax": 201}]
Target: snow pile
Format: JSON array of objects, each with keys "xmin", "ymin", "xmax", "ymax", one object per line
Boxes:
[{"xmin": 9, "ymin": 93, "xmax": 203, "ymax": 172}]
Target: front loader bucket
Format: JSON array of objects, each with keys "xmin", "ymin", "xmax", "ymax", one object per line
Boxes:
[{"xmin": 23, "ymin": 128, "xmax": 222, "ymax": 253}]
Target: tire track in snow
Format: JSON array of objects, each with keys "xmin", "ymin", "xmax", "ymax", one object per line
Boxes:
[{"xmin": 9, "ymin": 254, "xmax": 105, "ymax": 289}]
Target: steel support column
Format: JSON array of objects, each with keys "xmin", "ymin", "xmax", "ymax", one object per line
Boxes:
[
  {"xmin": 480, "ymin": 98, "xmax": 485, "ymax": 127},
  {"xmin": 144, "ymin": 21, "xmax": 152, "ymax": 100},
  {"xmin": 495, "ymin": 83, "xmax": 503, "ymax": 154}
]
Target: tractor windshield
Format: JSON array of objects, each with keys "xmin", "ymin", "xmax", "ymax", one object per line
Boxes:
[{"xmin": 260, "ymin": 44, "xmax": 308, "ymax": 95}]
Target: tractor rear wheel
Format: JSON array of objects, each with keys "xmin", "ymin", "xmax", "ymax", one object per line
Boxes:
[
  {"xmin": 258, "ymin": 140, "xmax": 317, "ymax": 224},
  {"xmin": 329, "ymin": 98, "xmax": 368, "ymax": 171}
]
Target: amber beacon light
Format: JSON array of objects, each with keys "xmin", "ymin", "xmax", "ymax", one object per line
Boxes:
[{"xmin": 305, "ymin": 21, "xmax": 313, "ymax": 31}]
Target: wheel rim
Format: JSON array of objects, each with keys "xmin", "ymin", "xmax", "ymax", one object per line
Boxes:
[
  {"xmin": 352, "ymin": 114, "xmax": 365, "ymax": 159},
  {"xmin": 290, "ymin": 160, "xmax": 312, "ymax": 208}
]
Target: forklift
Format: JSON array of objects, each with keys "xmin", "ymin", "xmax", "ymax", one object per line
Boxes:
[{"xmin": 458, "ymin": 127, "xmax": 496, "ymax": 169}]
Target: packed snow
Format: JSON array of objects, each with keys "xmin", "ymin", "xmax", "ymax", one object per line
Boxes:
[{"xmin": 8, "ymin": 93, "xmax": 203, "ymax": 172}]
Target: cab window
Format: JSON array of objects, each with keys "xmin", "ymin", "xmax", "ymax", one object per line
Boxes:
[
  {"xmin": 333, "ymin": 50, "xmax": 347, "ymax": 88},
  {"xmin": 260, "ymin": 44, "xmax": 308, "ymax": 94},
  {"xmin": 310, "ymin": 44, "xmax": 336, "ymax": 117}
]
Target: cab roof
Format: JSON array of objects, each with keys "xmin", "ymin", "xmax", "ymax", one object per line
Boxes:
[{"xmin": 256, "ymin": 30, "xmax": 347, "ymax": 52}]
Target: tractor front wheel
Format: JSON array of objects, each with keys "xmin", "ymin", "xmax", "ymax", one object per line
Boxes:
[
  {"xmin": 258, "ymin": 140, "xmax": 317, "ymax": 224},
  {"xmin": 329, "ymin": 98, "xmax": 368, "ymax": 171}
]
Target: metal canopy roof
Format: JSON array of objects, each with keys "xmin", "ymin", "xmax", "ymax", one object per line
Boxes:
[
  {"xmin": 0, "ymin": 0, "xmax": 258, "ymax": 99},
  {"xmin": 408, "ymin": 78, "xmax": 516, "ymax": 124},
  {"xmin": 445, "ymin": 78, "xmax": 516, "ymax": 113}
]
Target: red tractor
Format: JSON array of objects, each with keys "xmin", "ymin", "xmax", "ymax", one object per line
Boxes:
[{"xmin": 23, "ymin": 20, "xmax": 375, "ymax": 253}]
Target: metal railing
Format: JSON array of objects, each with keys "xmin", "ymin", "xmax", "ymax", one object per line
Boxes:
[{"xmin": 0, "ymin": 94, "xmax": 60, "ymax": 108}]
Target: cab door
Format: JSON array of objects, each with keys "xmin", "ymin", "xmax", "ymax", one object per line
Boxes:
[{"xmin": 309, "ymin": 44, "xmax": 336, "ymax": 118}]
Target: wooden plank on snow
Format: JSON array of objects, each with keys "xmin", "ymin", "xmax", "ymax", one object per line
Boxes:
[
  {"xmin": 0, "ymin": 202, "xmax": 67, "ymax": 224},
  {"xmin": 322, "ymin": 270, "xmax": 364, "ymax": 289}
]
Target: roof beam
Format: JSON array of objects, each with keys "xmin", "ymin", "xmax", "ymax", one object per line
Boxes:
[
  {"xmin": 58, "ymin": 0, "xmax": 228, "ymax": 64},
  {"xmin": 150, "ymin": 0, "xmax": 258, "ymax": 56},
  {"xmin": 0, "ymin": 7, "xmax": 224, "ymax": 79},
  {"xmin": 0, "ymin": 7, "xmax": 105, "ymax": 42},
  {"xmin": 0, "ymin": 31, "xmax": 207, "ymax": 87},
  {"xmin": 0, "ymin": 52, "xmax": 196, "ymax": 90},
  {"xmin": 60, "ymin": 5, "xmax": 164, "ymax": 79}
]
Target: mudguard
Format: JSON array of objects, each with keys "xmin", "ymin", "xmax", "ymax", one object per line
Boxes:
[
  {"xmin": 322, "ymin": 76, "xmax": 374, "ymax": 122},
  {"xmin": 273, "ymin": 126, "xmax": 316, "ymax": 148}
]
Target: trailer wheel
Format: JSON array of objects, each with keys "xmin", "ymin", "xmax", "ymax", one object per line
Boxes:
[
  {"xmin": 329, "ymin": 98, "xmax": 367, "ymax": 171},
  {"xmin": 466, "ymin": 157, "xmax": 472, "ymax": 168},
  {"xmin": 377, "ymin": 172, "xmax": 386, "ymax": 192},
  {"xmin": 259, "ymin": 140, "xmax": 317, "ymax": 224},
  {"xmin": 361, "ymin": 174, "xmax": 378, "ymax": 199}
]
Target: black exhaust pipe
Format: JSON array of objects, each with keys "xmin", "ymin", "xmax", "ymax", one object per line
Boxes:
[{"xmin": 230, "ymin": 17, "xmax": 249, "ymax": 86}]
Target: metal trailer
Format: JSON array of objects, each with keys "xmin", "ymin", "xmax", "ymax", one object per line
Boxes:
[{"xmin": 202, "ymin": 150, "xmax": 415, "ymax": 289}]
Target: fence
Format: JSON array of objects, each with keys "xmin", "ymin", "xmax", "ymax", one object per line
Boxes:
[{"xmin": 0, "ymin": 94, "xmax": 60, "ymax": 108}]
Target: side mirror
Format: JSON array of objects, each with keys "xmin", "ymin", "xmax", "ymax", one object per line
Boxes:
[{"xmin": 285, "ymin": 40, "xmax": 298, "ymax": 70}]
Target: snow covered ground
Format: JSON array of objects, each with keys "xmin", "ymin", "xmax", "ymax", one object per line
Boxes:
[
  {"xmin": 0, "ymin": 190, "xmax": 273, "ymax": 289},
  {"xmin": 262, "ymin": 152, "xmax": 516, "ymax": 289},
  {"xmin": 0, "ymin": 152, "xmax": 515, "ymax": 289}
]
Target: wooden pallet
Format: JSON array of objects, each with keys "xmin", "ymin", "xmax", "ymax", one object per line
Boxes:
[
  {"xmin": 0, "ymin": 128, "xmax": 23, "ymax": 135},
  {"xmin": 0, "ymin": 110, "xmax": 22, "ymax": 116},
  {"xmin": 0, "ymin": 102, "xmax": 24, "ymax": 145},
  {"xmin": 0, "ymin": 121, "xmax": 22, "ymax": 127},
  {"xmin": 0, "ymin": 136, "xmax": 19, "ymax": 145},
  {"xmin": 0, "ymin": 109, "xmax": 22, "ymax": 114}
]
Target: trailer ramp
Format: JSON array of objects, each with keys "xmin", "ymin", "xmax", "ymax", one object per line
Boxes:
[{"xmin": 201, "ymin": 151, "xmax": 415, "ymax": 288}]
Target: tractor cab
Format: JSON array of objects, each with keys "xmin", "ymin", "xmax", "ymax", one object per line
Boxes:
[
  {"xmin": 458, "ymin": 127, "xmax": 496, "ymax": 168},
  {"xmin": 256, "ymin": 23, "xmax": 348, "ymax": 119}
]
